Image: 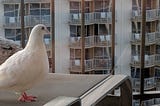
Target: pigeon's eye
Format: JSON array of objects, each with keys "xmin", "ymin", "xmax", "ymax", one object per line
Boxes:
[{"xmin": 41, "ymin": 27, "xmax": 45, "ymax": 30}]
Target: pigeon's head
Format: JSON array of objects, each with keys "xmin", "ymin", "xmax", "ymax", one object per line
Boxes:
[{"xmin": 31, "ymin": 24, "xmax": 50, "ymax": 37}]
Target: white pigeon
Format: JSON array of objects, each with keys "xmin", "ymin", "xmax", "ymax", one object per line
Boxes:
[{"xmin": 0, "ymin": 24, "xmax": 50, "ymax": 102}]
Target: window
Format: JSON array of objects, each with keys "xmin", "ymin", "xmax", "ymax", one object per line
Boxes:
[
  {"xmin": 30, "ymin": 3, "xmax": 40, "ymax": 15},
  {"xmin": 155, "ymin": 67, "xmax": 160, "ymax": 78},
  {"xmin": 5, "ymin": 29, "xmax": 21, "ymax": 42},
  {"xmin": 41, "ymin": 3, "xmax": 50, "ymax": 15},
  {"xmin": 94, "ymin": 0, "xmax": 110, "ymax": 12},
  {"xmin": 131, "ymin": 67, "xmax": 140, "ymax": 78},
  {"xmin": 4, "ymin": 4, "xmax": 19, "ymax": 16},
  {"xmin": 70, "ymin": 2, "xmax": 80, "ymax": 13}
]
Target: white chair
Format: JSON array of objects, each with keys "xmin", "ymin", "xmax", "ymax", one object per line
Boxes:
[
  {"xmin": 133, "ymin": 56, "xmax": 139, "ymax": 62},
  {"xmin": 9, "ymin": 17, "xmax": 15, "ymax": 23},
  {"xmin": 135, "ymin": 33, "xmax": 140, "ymax": 40},
  {"xmin": 75, "ymin": 60, "xmax": 80, "ymax": 66},
  {"xmin": 70, "ymin": 37, "xmax": 75, "ymax": 43},
  {"xmin": 73, "ymin": 14, "xmax": 78, "ymax": 20},
  {"xmin": 145, "ymin": 55, "xmax": 149, "ymax": 61},
  {"xmin": 107, "ymin": 12, "xmax": 112, "ymax": 19},
  {"xmin": 44, "ymin": 38, "xmax": 50, "ymax": 45},
  {"xmin": 134, "ymin": 11, "xmax": 138, "ymax": 16},
  {"xmin": 106, "ymin": 35, "xmax": 111, "ymax": 41},
  {"xmin": 78, "ymin": 13, "xmax": 81, "ymax": 19},
  {"xmin": 101, "ymin": 12, "xmax": 106, "ymax": 18},
  {"xmin": 100, "ymin": 35, "xmax": 105, "ymax": 41}
]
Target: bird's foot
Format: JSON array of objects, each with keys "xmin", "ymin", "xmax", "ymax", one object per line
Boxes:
[{"xmin": 18, "ymin": 92, "xmax": 37, "ymax": 102}]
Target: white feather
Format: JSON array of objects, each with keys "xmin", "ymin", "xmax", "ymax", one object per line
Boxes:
[{"xmin": 0, "ymin": 24, "xmax": 49, "ymax": 93}]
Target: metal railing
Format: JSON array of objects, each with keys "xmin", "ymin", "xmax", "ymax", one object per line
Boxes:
[
  {"xmin": 3, "ymin": 15, "xmax": 51, "ymax": 28},
  {"xmin": 132, "ymin": 9, "xmax": 158, "ymax": 21},
  {"xmin": 69, "ymin": 35, "xmax": 111, "ymax": 48},
  {"xmin": 131, "ymin": 32, "xmax": 160, "ymax": 45},
  {"xmin": 130, "ymin": 54, "xmax": 160, "ymax": 68},
  {"xmin": 69, "ymin": 58, "xmax": 112, "ymax": 72},
  {"xmin": 94, "ymin": 59, "xmax": 112, "ymax": 70},
  {"xmin": 94, "ymin": 35, "xmax": 111, "ymax": 47},
  {"xmin": 69, "ymin": 12, "xmax": 112, "ymax": 25},
  {"xmin": 2, "ymin": 0, "xmax": 50, "ymax": 3},
  {"xmin": 132, "ymin": 77, "xmax": 156, "ymax": 90}
]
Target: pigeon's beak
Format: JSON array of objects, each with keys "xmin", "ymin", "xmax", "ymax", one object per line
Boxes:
[{"xmin": 45, "ymin": 28, "xmax": 50, "ymax": 34}]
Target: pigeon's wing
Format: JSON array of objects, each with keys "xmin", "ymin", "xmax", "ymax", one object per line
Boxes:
[
  {"xmin": 0, "ymin": 68, "xmax": 17, "ymax": 89},
  {"xmin": 0, "ymin": 50, "xmax": 24, "ymax": 89}
]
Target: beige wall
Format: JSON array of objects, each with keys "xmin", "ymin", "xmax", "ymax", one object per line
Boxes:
[
  {"xmin": 55, "ymin": 0, "xmax": 70, "ymax": 73},
  {"xmin": 115, "ymin": 0, "xmax": 132, "ymax": 76}
]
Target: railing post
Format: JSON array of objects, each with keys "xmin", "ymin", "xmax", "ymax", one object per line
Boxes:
[
  {"xmin": 140, "ymin": 0, "xmax": 146, "ymax": 104},
  {"xmin": 51, "ymin": 0, "xmax": 55, "ymax": 73},
  {"xmin": 21, "ymin": 0, "xmax": 25, "ymax": 48},
  {"xmin": 81, "ymin": 0, "xmax": 85, "ymax": 74}
]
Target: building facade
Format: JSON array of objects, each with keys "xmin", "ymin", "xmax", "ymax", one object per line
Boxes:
[{"xmin": 1, "ymin": 0, "xmax": 160, "ymax": 105}]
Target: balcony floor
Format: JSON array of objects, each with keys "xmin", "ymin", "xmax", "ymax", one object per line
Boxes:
[{"xmin": 0, "ymin": 73, "xmax": 108, "ymax": 106}]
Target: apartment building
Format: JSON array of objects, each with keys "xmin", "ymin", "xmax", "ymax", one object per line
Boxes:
[
  {"xmin": 1, "ymin": 0, "xmax": 160, "ymax": 105},
  {"xmin": 69, "ymin": 0, "xmax": 113, "ymax": 74},
  {"xmin": 131, "ymin": 0, "xmax": 160, "ymax": 105}
]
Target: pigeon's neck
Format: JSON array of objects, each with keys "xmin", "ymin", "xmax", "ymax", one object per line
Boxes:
[{"xmin": 25, "ymin": 32, "xmax": 45, "ymax": 50}]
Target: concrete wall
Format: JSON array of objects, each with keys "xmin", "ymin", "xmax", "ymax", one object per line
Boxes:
[
  {"xmin": 55, "ymin": 0, "xmax": 70, "ymax": 73},
  {"xmin": 115, "ymin": 0, "xmax": 132, "ymax": 76}
]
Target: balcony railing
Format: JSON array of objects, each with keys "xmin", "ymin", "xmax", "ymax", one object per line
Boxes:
[
  {"xmin": 94, "ymin": 59, "xmax": 112, "ymax": 70},
  {"xmin": 44, "ymin": 38, "xmax": 51, "ymax": 50},
  {"xmin": 132, "ymin": 77, "xmax": 156, "ymax": 90},
  {"xmin": 25, "ymin": 15, "xmax": 51, "ymax": 27},
  {"xmin": 133, "ymin": 99, "xmax": 157, "ymax": 106},
  {"xmin": 3, "ymin": 15, "xmax": 51, "ymax": 28},
  {"xmin": 70, "ymin": 59, "xmax": 93, "ymax": 73},
  {"xmin": 69, "ymin": 13, "xmax": 94, "ymax": 25},
  {"xmin": 69, "ymin": 35, "xmax": 111, "ymax": 48},
  {"xmin": 2, "ymin": 0, "xmax": 50, "ymax": 3},
  {"xmin": 94, "ymin": 12, "xmax": 112, "ymax": 24},
  {"xmin": 131, "ymin": 32, "xmax": 160, "ymax": 45},
  {"xmin": 69, "ymin": 12, "xmax": 112, "ymax": 25},
  {"xmin": 69, "ymin": 59, "xmax": 112, "ymax": 73},
  {"xmin": 95, "ymin": 35, "xmax": 111, "ymax": 47},
  {"xmin": 3, "ymin": 16, "xmax": 21, "ymax": 28},
  {"xmin": 130, "ymin": 54, "xmax": 160, "ymax": 68},
  {"xmin": 132, "ymin": 9, "xmax": 158, "ymax": 21}
]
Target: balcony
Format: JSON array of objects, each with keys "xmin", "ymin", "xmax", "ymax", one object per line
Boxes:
[
  {"xmin": 25, "ymin": 15, "xmax": 51, "ymax": 27},
  {"xmin": 132, "ymin": 9, "xmax": 158, "ymax": 22},
  {"xmin": 133, "ymin": 99, "xmax": 155, "ymax": 106},
  {"xmin": 69, "ymin": 12, "xmax": 112, "ymax": 25},
  {"xmin": 69, "ymin": 59, "xmax": 112, "ymax": 73},
  {"xmin": 132, "ymin": 77, "xmax": 156, "ymax": 91},
  {"xmin": 69, "ymin": 13, "xmax": 93, "ymax": 25},
  {"xmin": 130, "ymin": 54, "xmax": 159, "ymax": 68},
  {"xmin": 69, "ymin": 36, "xmax": 94, "ymax": 49},
  {"xmin": 95, "ymin": 35, "xmax": 111, "ymax": 47},
  {"xmin": 131, "ymin": 32, "xmax": 160, "ymax": 45},
  {"xmin": 70, "ymin": 59, "xmax": 93, "ymax": 73},
  {"xmin": 3, "ymin": 15, "xmax": 51, "ymax": 28},
  {"xmin": 94, "ymin": 12, "xmax": 112, "ymax": 24},
  {"xmin": 2, "ymin": 0, "xmax": 50, "ymax": 3},
  {"xmin": 44, "ymin": 38, "xmax": 51, "ymax": 51},
  {"xmin": 3, "ymin": 16, "xmax": 21, "ymax": 28},
  {"xmin": 94, "ymin": 59, "xmax": 112, "ymax": 70},
  {"xmin": 69, "ymin": 35, "xmax": 111, "ymax": 48}
]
